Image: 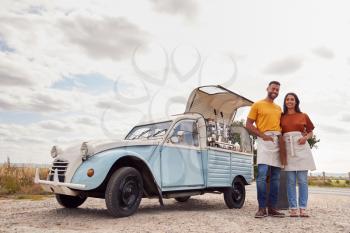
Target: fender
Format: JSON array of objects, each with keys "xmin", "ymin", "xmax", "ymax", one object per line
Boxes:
[
  {"xmin": 231, "ymin": 175, "xmax": 250, "ymax": 185},
  {"xmin": 71, "ymin": 148, "xmax": 161, "ymax": 191}
]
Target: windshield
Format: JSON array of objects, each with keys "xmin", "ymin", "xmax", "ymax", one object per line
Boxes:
[{"xmin": 125, "ymin": 121, "xmax": 172, "ymax": 140}]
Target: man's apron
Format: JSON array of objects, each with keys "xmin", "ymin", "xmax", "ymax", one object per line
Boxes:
[
  {"xmin": 257, "ymin": 131, "xmax": 282, "ymax": 168},
  {"xmin": 283, "ymin": 131, "xmax": 316, "ymax": 171}
]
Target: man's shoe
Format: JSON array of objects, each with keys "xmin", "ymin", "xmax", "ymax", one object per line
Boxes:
[
  {"xmin": 268, "ymin": 208, "xmax": 285, "ymax": 218},
  {"xmin": 255, "ymin": 208, "xmax": 267, "ymax": 218}
]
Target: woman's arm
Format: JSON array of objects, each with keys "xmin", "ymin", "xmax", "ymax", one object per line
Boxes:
[{"xmin": 298, "ymin": 113, "xmax": 315, "ymax": 145}]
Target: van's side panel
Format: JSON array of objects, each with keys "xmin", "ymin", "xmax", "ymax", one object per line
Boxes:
[
  {"xmin": 231, "ymin": 152, "xmax": 253, "ymax": 184},
  {"xmin": 206, "ymin": 148, "xmax": 253, "ymax": 187},
  {"xmin": 207, "ymin": 149, "xmax": 231, "ymax": 187}
]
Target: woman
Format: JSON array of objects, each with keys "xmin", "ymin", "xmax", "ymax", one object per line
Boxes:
[{"xmin": 281, "ymin": 93, "xmax": 316, "ymax": 217}]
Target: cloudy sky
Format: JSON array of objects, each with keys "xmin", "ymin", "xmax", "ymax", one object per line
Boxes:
[{"xmin": 0, "ymin": 0, "xmax": 349, "ymax": 173}]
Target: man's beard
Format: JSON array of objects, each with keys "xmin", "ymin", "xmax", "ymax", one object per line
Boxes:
[{"xmin": 268, "ymin": 92, "xmax": 278, "ymax": 100}]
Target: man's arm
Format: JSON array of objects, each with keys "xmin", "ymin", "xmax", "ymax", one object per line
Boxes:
[{"xmin": 245, "ymin": 118, "xmax": 274, "ymax": 142}]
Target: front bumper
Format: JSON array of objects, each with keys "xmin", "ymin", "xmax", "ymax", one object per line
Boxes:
[{"xmin": 34, "ymin": 168, "xmax": 86, "ymax": 196}]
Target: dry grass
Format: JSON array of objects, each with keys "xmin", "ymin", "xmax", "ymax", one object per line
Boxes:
[
  {"xmin": 0, "ymin": 161, "xmax": 50, "ymax": 196},
  {"xmin": 308, "ymin": 177, "xmax": 350, "ymax": 188}
]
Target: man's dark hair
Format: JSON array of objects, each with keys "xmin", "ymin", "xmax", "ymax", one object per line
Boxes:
[{"xmin": 268, "ymin": 81, "xmax": 280, "ymax": 86}]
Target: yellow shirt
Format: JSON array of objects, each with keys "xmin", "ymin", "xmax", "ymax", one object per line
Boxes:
[{"xmin": 247, "ymin": 99, "xmax": 282, "ymax": 133}]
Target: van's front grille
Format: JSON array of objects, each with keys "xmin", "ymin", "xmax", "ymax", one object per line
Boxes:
[{"xmin": 48, "ymin": 159, "xmax": 69, "ymax": 182}]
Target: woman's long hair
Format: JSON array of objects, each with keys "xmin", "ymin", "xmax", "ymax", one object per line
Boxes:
[{"xmin": 283, "ymin": 92, "xmax": 301, "ymax": 114}]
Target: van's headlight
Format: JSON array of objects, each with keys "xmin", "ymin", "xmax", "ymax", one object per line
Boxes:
[
  {"xmin": 81, "ymin": 142, "xmax": 89, "ymax": 161},
  {"xmin": 51, "ymin": 146, "xmax": 59, "ymax": 158}
]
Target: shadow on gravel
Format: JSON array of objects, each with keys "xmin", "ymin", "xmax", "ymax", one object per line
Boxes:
[
  {"xmin": 46, "ymin": 197, "xmax": 229, "ymax": 218},
  {"xmin": 137, "ymin": 198, "xmax": 227, "ymax": 215},
  {"xmin": 49, "ymin": 207, "xmax": 111, "ymax": 218}
]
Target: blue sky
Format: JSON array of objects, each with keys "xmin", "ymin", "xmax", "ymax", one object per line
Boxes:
[
  {"xmin": 0, "ymin": 111, "xmax": 44, "ymax": 125},
  {"xmin": 0, "ymin": 37, "xmax": 15, "ymax": 53},
  {"xmin": 51, "ymin": 73, "xmax": 114, "ymax": 93}
]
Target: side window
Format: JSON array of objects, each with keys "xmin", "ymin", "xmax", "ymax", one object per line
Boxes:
[{"xmin": 169, "ymin": 120, "xmax": 199, "ymax": 147}]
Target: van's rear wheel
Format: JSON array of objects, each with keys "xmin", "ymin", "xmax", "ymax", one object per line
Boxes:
[
  {"xmin": 105, "ymin": 167, "xmax": 143, "ymax": 218},
  {"xmin": 223, "ymin": 178, "xmax": 245, "ymax": 209},
  {"xmin": 174, "ymin": 196, "xmax": 191, "ymax": 202},
  {"xmin": 56, "ymin": 194, "xmax": 87, "ymax": 208}
]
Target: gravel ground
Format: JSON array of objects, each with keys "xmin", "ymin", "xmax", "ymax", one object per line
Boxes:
[{"xmin": 0, "ymin": 185, "xmax": 349, "ymax": 233}]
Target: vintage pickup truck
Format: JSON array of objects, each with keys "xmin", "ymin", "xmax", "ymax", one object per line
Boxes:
[{"xmin": 35, "ymin": 85, "xmax": 254, "ymax": 217}]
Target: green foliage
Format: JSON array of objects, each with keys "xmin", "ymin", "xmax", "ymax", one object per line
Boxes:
[
  {"xmin": 230, "ymin": 120, "xmax": 246, "ymax": 145},
  {"xmin": 308, "ymin": 135, "xmax": 320, "ymax": 149},
  {"xmin": 231, "ymin": 119, "xmax": 245, "ymax": 127}
]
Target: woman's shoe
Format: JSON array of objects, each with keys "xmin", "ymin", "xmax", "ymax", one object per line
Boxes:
[
  {"xmin": 300, "ymin": 209, "xmax": 309, "ymax": 217},
  {"xmin": 290, "ymin": 209, "xmax": 299, "ymax": 217}
]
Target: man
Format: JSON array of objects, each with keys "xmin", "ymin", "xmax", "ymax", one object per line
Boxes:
[{"xmin": 246, "ymin": 81, "xmax": 286, "ymax": 218}]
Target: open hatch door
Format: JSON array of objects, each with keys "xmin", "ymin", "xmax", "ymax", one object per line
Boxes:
[{"xmin": 185, "ymin": 85, "xmax": 253, "ymax": 123}]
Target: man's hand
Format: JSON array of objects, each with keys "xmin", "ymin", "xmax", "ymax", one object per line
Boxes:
[
  {"xmin": 246, "ymin": 118, "xmax": 275, "ymax": 142},
  {"xmin": 261, "ymin": 134, "xmax": 274, "ymax": 142},
  {"xmin": 297, "ymin": 136, "xmax": 307, "ymax": 145}
]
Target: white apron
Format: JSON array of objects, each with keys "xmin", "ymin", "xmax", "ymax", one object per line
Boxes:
[
  {"xmin": 283, "ymin": 131, "xmax": 316, "ymax": 171},
  {"xmin": 257, "ymin": 131, "xmax": 282, "ymax": 168}
]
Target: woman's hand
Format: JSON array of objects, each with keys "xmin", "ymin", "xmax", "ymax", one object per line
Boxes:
[{"xmin": 298, "ymin": 136, "xmax": 308, "ymax": 145}]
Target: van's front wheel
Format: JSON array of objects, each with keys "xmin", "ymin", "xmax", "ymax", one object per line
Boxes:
[
  {"xmin": 223, "ymin": 178, "xmax": 245, "ymax": 209},
  {"xmin": 56, "ymin": 194, "xmax": 87, "ymax": 208},
  {"xmin": 105, "ymin": 167, "xmax": 143, "ymax": 218}
]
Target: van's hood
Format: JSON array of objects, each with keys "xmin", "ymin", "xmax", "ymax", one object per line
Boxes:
[
  {"xmin": 54, "ymin": 138, "xmax": 161, "ymax": 162},
  {"xmin": 84, "ymin": 139, "xmax": 162, "ymax": 155}
]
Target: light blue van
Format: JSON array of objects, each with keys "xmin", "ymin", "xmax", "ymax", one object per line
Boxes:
[{"xmin": 35, "ymin": 85, "xmax": 254, "ymax": 217}]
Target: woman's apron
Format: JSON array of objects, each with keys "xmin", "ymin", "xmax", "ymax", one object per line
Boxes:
[
  {"xmin": 257, "ymin": 131, "xmax": 282, "ymax": 168},
  {"xmin": 283, "ymin": 131, "xmax": 316, "ymax": 171}
]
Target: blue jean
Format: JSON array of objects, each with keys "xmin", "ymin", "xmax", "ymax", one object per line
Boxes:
[
  {"xmin": 256, "ymin": 164, "xmax": 281, "ymax": 208},
  {"xmin": 286, "ymin": 171, "xmax": 308, "ymax": 209}
]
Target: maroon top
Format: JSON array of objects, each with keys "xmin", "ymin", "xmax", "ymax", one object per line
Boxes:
[{"xmin": 281, "ymin": 113, "xmax": 315, "ymax": 134}]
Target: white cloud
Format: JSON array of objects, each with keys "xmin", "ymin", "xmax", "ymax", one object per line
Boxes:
[
  {"xmin": 59, "ymin": 13, "xmax": 150, "ymax": 60},
  {"xmin": 0, "ymin": 53, "xmax": 61, "ymax": 89},
  {"xmin": 340, "ymin": 114, "xmax": 350, "ymax": 122},
  {"xmin": 0, "ymin": 88, "xmax": 70, "ymax": 112},
  {"xmin": 150, "ymin": 0, "xmax": 199, "ymax": 20},
  {"xmin": 74, "ymin": 116, "xmax": 98, "ymax": 126},
  {"xmin": 95, "ymin": 100, "xmax": 134, "ymax": 111},
  {"xmin": 263, "ymin": 56, "xmax": 304, "ymax": 75},
  {"xmin": 38, "ymin": 120, "xmax": 73, "ymax": 132},
  {"xmin": 318, "ymin": 124, "xmax": 349, "ymax": 134},
  {"xmin": 0, "ymin": 97, "xmax": 16, "ymax": 110},
  {"xmin": 311, "ymin": 46, "xmax": 335, "ymax": 59}
]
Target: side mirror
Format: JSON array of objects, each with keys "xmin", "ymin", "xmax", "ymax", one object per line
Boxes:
[
  {"xmin": 169, "ymin": 130, "xmax": 184, "ymax": 144},
  {"xmin": 170, "ymin": 136, "xmax": 179, "ymax": 144}
]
